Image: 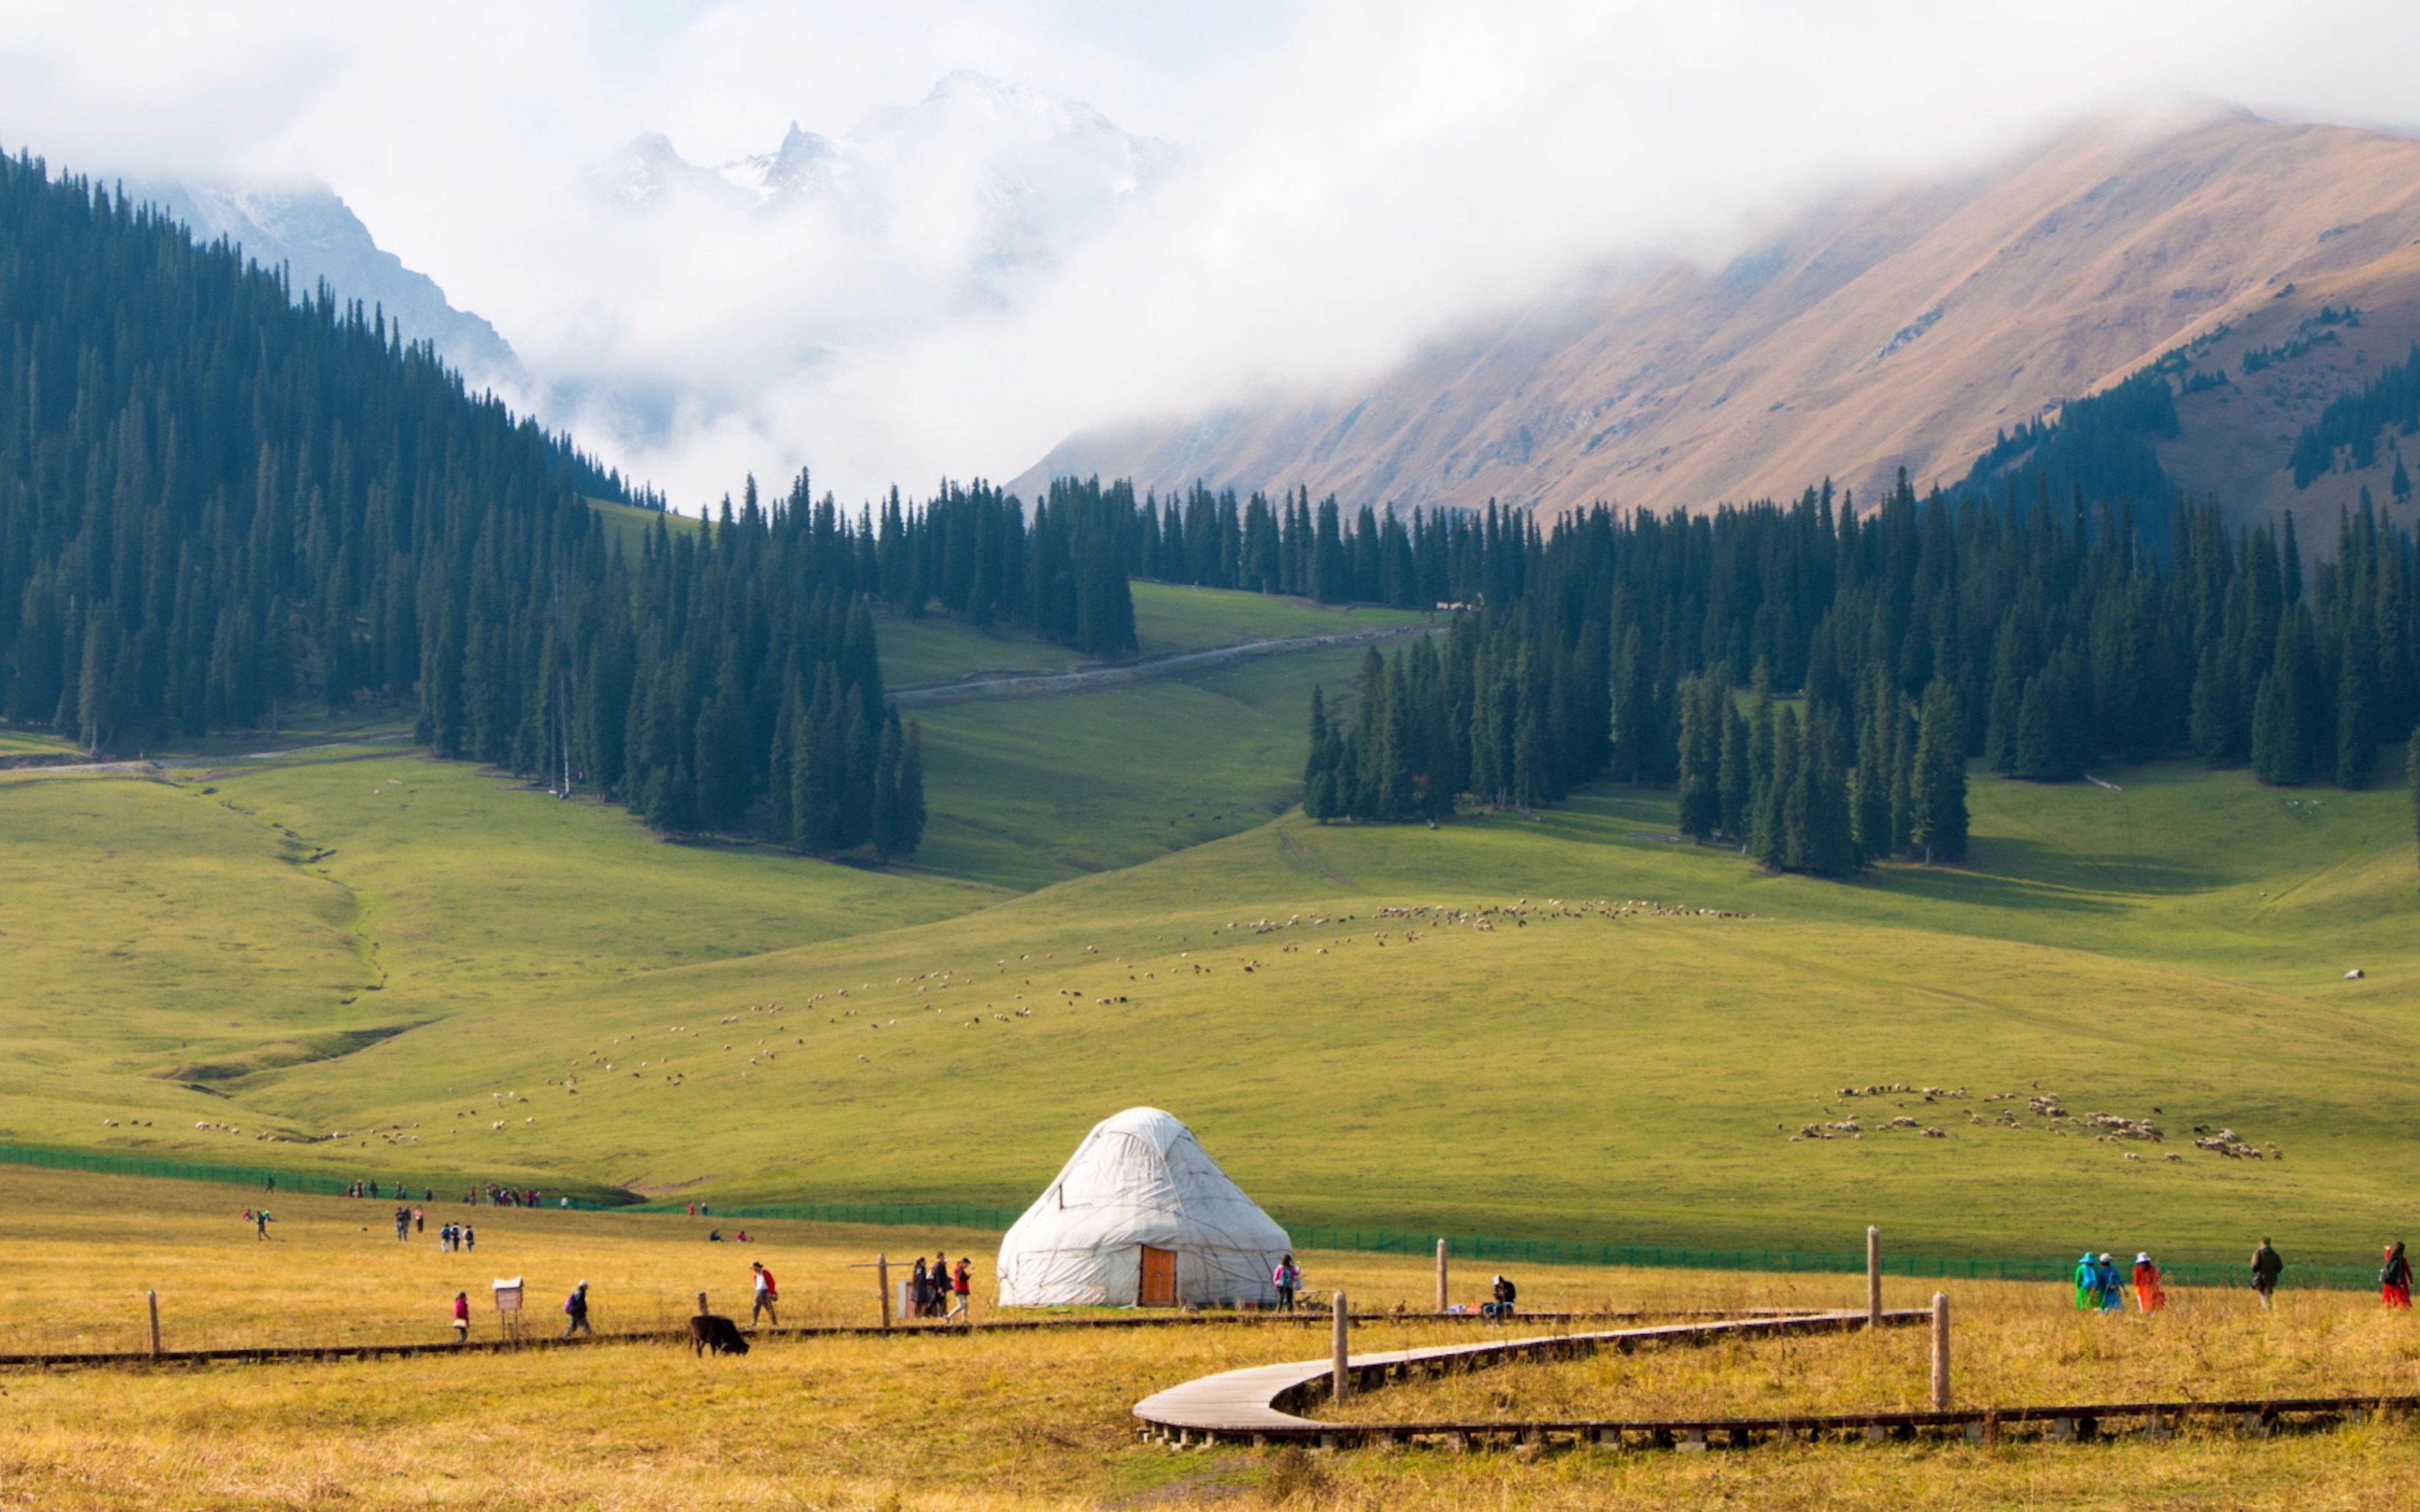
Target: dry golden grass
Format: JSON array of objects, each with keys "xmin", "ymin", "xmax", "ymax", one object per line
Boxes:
[{"xmin": 7, "ymin": 1171, "xmax": 2420, "ymax": 1509}]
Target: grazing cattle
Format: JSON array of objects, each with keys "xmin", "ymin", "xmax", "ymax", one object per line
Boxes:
[{"xmin": 689, "ymin": 1313, "xmax": 750, "ymax": 1357}]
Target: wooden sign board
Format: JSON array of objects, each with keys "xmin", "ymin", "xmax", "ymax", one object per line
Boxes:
[{"xmin": 492, "ymin": 1277, "xmax": 524, "ymax": 1313}]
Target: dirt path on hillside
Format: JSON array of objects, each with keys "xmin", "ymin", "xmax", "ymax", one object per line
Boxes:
[
  {"xmin": 893, "ymin": 622, "xmax": 1431, "ymax": 707},
  {"xmin": 0, "ymin": 732, "xmax": 414, "ymax": 777}
]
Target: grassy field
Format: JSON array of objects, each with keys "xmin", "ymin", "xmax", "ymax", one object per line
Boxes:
[
  {"xmin": 5, "ymin": 727, "xmax": 2417, "ymax": 1262},
  {"xmin": 880, "ymin": 581, "xmax": 1424, "ymax": 690},
  {"xmin": 2, "ymin": 569, "xmax": 2417, "ymax": 1266},
  {"xmin": 4, "ymin": 1169, "xmax": 2417, "ymax": 1511}
]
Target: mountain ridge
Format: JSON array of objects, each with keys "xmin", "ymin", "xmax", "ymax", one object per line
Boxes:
[{"xmin": 1016, "ymin": 107, "xmax": 2420, "ymax": 526}]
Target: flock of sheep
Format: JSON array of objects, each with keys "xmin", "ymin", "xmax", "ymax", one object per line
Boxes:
[{"xmin": 1785, "ymin": 1082, "xmax": 2281, "ymax": 1166}]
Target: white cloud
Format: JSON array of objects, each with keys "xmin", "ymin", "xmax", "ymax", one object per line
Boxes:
[{"xmin": 4, "ymin": 1, "xmax": 2420, "ymax": 505}]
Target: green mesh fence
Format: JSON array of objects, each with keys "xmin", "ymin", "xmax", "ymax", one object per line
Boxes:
[
  {"xmin": 0, "ymin": 1143, "xmax": 629, "ymax": 1208},
  {"xmin": 625, "ymin": 1202, "xmax": 2385, "ymax": 1293},
  {"xmin": 9, "ymin": 1146, "xmax": 2381, "ymax": 1291}
]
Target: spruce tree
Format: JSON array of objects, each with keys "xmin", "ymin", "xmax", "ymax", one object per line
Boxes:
[
  {"xmin": 2336, "ymin": 639, "xmax": 2375, "ymax": 789},
  {"xmin": 1911, "ymin": 678, "xmax": 1969, "ymax": 865},
  {"xmin": 1304, "ymin": 686, "xmax": 1336, "ymax": 821},
  {"xmin": 1675, "ymin": 674, "xmax": 1722, "ymax": 842},
  {"xmin": 1717, "ymin": 699, "xmax": 1750, "ymax": 842}
]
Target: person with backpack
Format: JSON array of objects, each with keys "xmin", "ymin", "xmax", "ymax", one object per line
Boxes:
[
  {"xmin": 561, "ymin": 1282, "xmax": 592, "ymax": 1338},
  {"xmin": 750, "ymin": 1261, "xmax": 779, "ymax": 1327},
  {"xmin": 2096, "ymin": 1253, "xmax": 2124, "ymax": 1312},
  {"xmin": 1485, "ymin": 1274, "xmax": 1517, "ymax": 1320},
  {"xmin": 463, "ymin": 1224, "xmax": 476, "ymax": 1252},
  {"xmin": 2251, "ymin": 1238, "xmax": 2285, "ymax": 1307},
  {"xmin": 2132, "ymin": 1253, "xmax": 2167, "ymax": 1313},
  {"xmin": 2382, "ymin": 1242, "xmax": 2412, "ymax": 1309},
  {"xmin": 452, "ymin": 1292, "xmax": 470, "ymax": 1343},
  {"xmin": 1272, "ymin": 1254, "xmax": 1301, "ymax": 1313}
]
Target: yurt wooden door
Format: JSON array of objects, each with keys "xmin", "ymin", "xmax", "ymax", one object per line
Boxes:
[{"xmin": 1138, "ymin": 1245, "xmax": 1178, "ymax": 1306}]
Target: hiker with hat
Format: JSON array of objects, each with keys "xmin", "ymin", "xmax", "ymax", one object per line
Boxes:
[
  {"xmin": 561, "ymin": 1281, "xmax": 592, "ymax": 1338},
  {"xmin": 2132, "ymin": 1253, "xmax": 2167, "ymax": 1313},
  {"xmin": 2096, "ymin": 1253, "xmax": 2125, "ymax": 1311}
]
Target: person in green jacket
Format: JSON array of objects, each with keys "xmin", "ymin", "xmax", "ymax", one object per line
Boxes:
[{"xmin": 2073, "ymin": 1251, "xmax": 2100, "ymax": 1309}]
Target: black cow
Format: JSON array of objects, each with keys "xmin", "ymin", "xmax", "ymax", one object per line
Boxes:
[{"xmin": 689, "ymin": 1313, "xmax": 750, "ymax": 1357}]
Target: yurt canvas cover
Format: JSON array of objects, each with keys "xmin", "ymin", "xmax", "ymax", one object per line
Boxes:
[{"xmin": 996, "ymin": 1107, "xmax": 1290, "ymax": 1307}]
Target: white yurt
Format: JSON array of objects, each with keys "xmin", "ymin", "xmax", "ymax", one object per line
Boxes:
[{"xmin": 996, "ymin": 1107, "xmax": 1291, "ymax": 1307}]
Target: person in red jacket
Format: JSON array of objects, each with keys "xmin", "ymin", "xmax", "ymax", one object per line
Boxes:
[
  {"xmin": 452, "ymin": 1291, "xmax": 469, "ymax": 1343},
  {"xmin": 750, "ymin": 1260, "xmax": 779, "ymax": 1326},
  {"xmin": 2383, "ymin": 1242, "xmax": 2412, "ymax": 1309},
  {"xmin": 948, "ymin": 1257, "xmax": 973, "ymax": 1321}
]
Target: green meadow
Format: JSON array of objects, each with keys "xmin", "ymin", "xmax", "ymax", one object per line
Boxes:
[{"xmin": 2, "ymin": 585, "xmax": 2416, "ymax": 1267}]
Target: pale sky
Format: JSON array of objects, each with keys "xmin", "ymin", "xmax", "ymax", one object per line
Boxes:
[{"xmin": 4, "ymin": 1, "xmax": 2419, "ymax": 505}]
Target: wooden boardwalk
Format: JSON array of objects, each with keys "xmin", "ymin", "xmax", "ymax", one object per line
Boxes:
[
  {"xmin": 1132, "ymin": 1309, "xmax": 2420, "ymax": 1449},
  {"xmin": 1135, "ymin": 1309, "xmax": 1923, "ymax": 1442},
  {"xmin": 0, "ymin": 1307, "xmax": 1818, "ymax": 1373}
]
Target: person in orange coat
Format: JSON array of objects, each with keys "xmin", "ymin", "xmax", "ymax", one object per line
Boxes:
[{"xmin": 2132, "ymin": 1252, "xmax": 2167, "ymax": 1313}]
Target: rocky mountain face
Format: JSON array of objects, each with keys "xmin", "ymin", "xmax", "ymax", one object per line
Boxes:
[
  {"xmin": 1017, "ymin": 107, "xmax": 2420, "ymax": 530},
  {"xmin": 132, "ymin": 179, "xmax": 524, "ymax": 391}
]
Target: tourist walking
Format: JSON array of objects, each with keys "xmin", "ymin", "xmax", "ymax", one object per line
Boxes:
[
  {"xmin": 1272, "ymin": 1254, "xmax": 1300, "ymax": 1313},
  {"xmin": 414, "ymin": 1206, "xmax": 425, "ymax": 1234},
  {"xmin": 949, "ymin": 1257, "xmax": 972, "ymax": 1321},
  {"xmin": 452, "ymin": 1291, "xmax": 469, "ymax": 1343},
  {"xmin": 909, "ymin": 1257, "xmax": 929, "ymax": 1319},
  {"xmin": 2382, "ymin": 1242, "xmax": 2412, "ymax": 1309},
  {"xmin": 750, "ymin": 1261, "xmax": 779, "ymax": 1327},
  {"xmin": 254, "ymin": 1208, "xmax": 272, "ymax": 1240},
  {"xmin": 932, "ymin": 1252, "xmax": 950, "ymax": 1317},
  {"xmin": 2252, "ymin": 1238, "xmax": 2284, "ymax": 1307},
  {"xmin": 2073, "ymin": 1251, "xmax": 2099, "ymax": 1309},
  {"xmin": 2132, "ymin": 1253, "xmax": 2167, "ymax": 1313},
  {"xmin": 2096, "ymin": 1253, "xmax": 2124, "ymax": 1312},
  {"xmin": 561, "ymin": 1282, "xmax": 592, "ymax": 1338}
]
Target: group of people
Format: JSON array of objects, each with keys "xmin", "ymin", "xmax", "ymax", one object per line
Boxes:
[
  {"xmin": 2073, "ymin": 1238, "xmax": 2413, "ymax": 1311},
  {"xmin": 392, "ymin": 1205, "xmax": 424, "ymax": 1240},
  {"xmin": 909, "ymin": 1253, "xmax": 971, "ymax": 1319},
  {"xmin": 2073, "ymin": 1252, "xmax": 2168, "ymax": 1312},
  {"xmin": 471, "ymin": 1185, "xmax": 551, "ymax": 1208},
  {"xmin": 436, "ymin": 1221, "xmax": 476, "ymax": 1252}
]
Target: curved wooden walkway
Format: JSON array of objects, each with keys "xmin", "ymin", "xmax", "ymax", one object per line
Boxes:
[
  {"xmin": 1134, "ymin": 1309, "xmax": 2420, "ymax": 1449},
  {"xmin": 1135, "ymin": 1309, "xmax": 1924, "ymax": 1443}
]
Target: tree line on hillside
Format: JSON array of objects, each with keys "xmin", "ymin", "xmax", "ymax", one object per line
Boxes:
[
  {"xmin": 0, "ymin": 153, "xmax": 920, "ymax": 859},
  {"xmin": 1113, "ymin": 482, "xmax": 1538, "ymax": 609},
  {"xmin": 1304, "ymin": 478, "xmax": 2420, "ymax": 876},
  {"xmin": 2292, "ymin": 341, "xmax": 2420, "ymax": 494},
  {"xmin": 870, "ymin": 477, "xmax": 1135, "ymax": 657}
]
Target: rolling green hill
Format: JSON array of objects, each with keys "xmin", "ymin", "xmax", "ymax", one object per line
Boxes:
[{"xmin": 4, "ymin": 609, "xmax": 2414, "ymax": 1263}]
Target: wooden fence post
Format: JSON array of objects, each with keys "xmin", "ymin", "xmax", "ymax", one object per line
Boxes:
[
  {"xmin": 1867, "ymin": 1226, "xmax": 1882, "ymax": 1328},
  {"xmin": 146, "ymin": 1291, "xmax": 160, "ymax": 1358},
  {"xmin": 1331, "ymin": 1291, "xmax": 1349, "ymax": 1402},
  {"xmin": 1930, "ymin": 1292, "xmax": 1951, "ymax": 1410},
  {"xmin": 1436, "ymin": 1238, "xmax": 1448, "ymax": 1313},
  {"xmin": 877, "ymin": 1254, "xmax": 891, "ymax": 1331}
]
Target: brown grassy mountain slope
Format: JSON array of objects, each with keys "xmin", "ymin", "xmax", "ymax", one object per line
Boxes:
[{"xmin": 1017, "ymin": 107, "xmax": 2420, "ymax": 519}]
